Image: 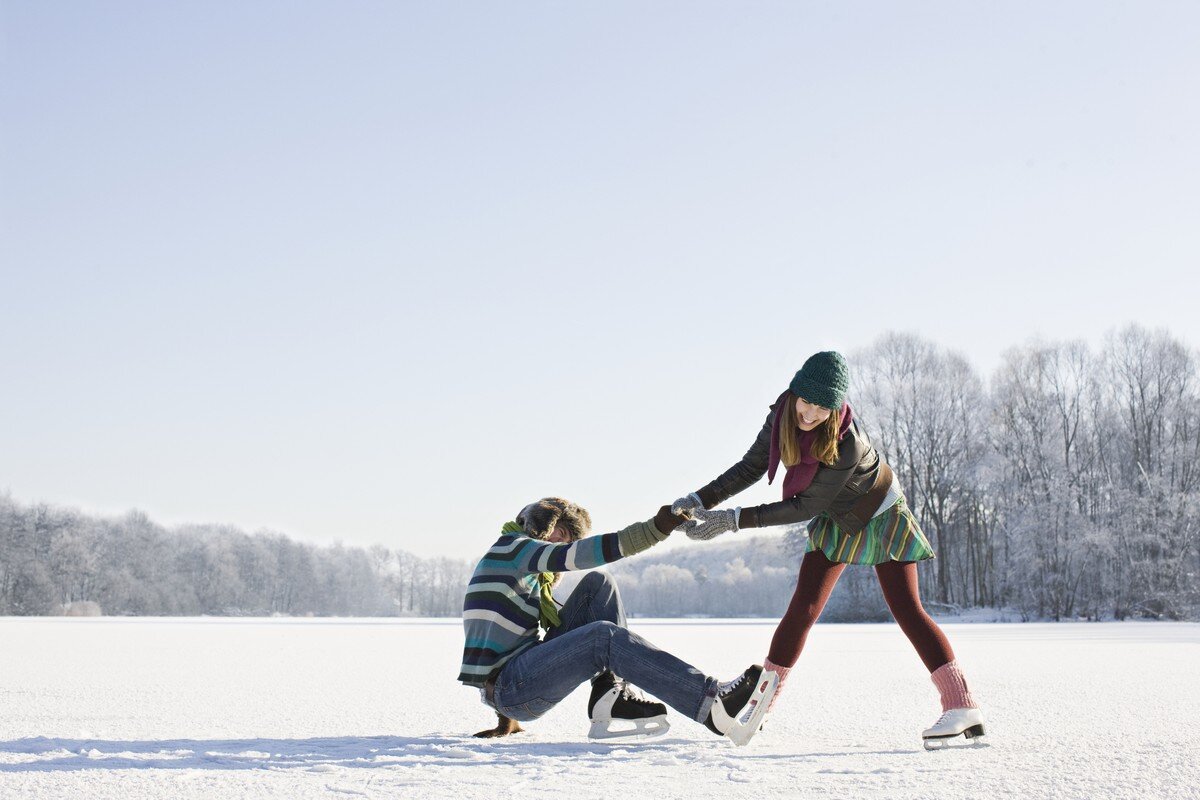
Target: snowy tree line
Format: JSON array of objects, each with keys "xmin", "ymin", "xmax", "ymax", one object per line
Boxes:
[
  {"xmin": 2, "ymin": 324, "xmax": 1196, "ymax": 620},
  {"xmin": 597, "ymin": 535, "xmax": 898, "ymax": 622},
  {"xmin": 596, "ymin": 324, "xmax": 1200, "ymax": 622},
  {"xmin": 592, "ymin": 536, "xmax": 799, "ymax": 618},
  {"xmin": 0, "ymin": 496, "xmax": 473, "ymax": 617},
  {"xmin": 850, "ymin": 325, "xmax": 1200, "ymax": 620}
]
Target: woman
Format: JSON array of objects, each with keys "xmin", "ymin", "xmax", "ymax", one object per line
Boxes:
[{"xmin": 672, "ymin": 351, "xmax": 986, "ymax": 749}]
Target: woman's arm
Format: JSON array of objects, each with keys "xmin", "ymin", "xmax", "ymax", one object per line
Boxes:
[
  {"xmin": 693, "ymin": 409, "xmax": 775, "ymax": 508},
  {"xmin": 737, "ymin": 432, "xmax": 868, "ymax": 529}
]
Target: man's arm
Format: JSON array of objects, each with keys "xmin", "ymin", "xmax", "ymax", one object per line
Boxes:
[{"xmin": 509, "ymin": 506, "xmax": 686, "ymax": 574}]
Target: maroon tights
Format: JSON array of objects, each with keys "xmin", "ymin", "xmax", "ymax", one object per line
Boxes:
[{"xmin": 767, "ymin": 549, "xmax": 955, "ymax": 673}]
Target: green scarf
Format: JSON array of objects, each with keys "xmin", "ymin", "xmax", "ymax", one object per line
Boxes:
[{"xmin": 501, "ymin": 521, "xmax": 561, "ymax": 630}]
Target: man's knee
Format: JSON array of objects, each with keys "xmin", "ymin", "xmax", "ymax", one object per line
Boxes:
[
  {"xmin": 578, "ymin": 570, "xmax": 618, "ymax": 593},
  {"xmin": 582, "ymin": 619, "xmax": 621, "ymax": 638}
]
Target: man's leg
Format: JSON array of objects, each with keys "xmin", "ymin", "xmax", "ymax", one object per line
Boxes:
[
  {"xmin": 544, "ymin": 571, "xmax": 625, "ymax": 641},
  {"xmin": 542, "ymin": 571, "xmax": 626, "ymax": 720},
  {"xmin": 493, "ymin": 620, "xmax": 718, "ymax": 724}
]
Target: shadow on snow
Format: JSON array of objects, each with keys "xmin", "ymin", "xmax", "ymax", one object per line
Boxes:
[{"xmin": 0, "ymin": 734, "xmax": 914, "ymax": 773}]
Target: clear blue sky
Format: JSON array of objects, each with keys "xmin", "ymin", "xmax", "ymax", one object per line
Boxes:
[{"xmin": 2, "ymin": 1, "xmax": 1198, "ymax": 560}]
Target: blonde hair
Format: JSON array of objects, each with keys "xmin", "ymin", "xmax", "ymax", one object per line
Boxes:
[{"xmin": 778, "ymin": 394, "xmax": 841, "ymax": 468}]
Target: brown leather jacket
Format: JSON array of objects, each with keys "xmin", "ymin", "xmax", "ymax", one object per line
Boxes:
[{"xmin": 696, "ymin": 405, "xmax": 887, "ymax": 534}]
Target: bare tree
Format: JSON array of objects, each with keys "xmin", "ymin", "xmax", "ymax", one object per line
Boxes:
[{"xmin": 854, "ymin": 334, "xmax": 989, "ymax": 606}]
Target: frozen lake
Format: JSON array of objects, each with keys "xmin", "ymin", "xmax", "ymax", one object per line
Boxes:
[{"xmin": 1, "ymin": 617, "xmax": 1198, "ymax": 799}]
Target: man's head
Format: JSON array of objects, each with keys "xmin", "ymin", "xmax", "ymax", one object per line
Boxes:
[{"xmin": 515, "ymin": 497, "xmax": 592, "ymax": 543}]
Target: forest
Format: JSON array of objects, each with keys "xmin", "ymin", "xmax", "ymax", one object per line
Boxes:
[{"xmin": 2, "ymin": 325, "xmax": 1196, "ymax": 620}]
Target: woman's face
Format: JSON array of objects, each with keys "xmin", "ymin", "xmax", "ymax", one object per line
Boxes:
[{"xmin": 794, "ymin": 396, "xmax": 833, "ymax": 431}]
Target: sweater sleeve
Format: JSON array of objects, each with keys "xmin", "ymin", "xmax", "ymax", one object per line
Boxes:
[
  {"xmin": 695, "ymin": 408, "xmax": 775, "ymax": 508},
  {"xmin": 508, "ymin": 519, "xmax": 669, "ymax": 574}
]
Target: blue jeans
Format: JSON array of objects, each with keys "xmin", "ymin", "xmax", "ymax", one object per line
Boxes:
[{"xmin": 491, "ymin": 572, "xmax": 719, "ymax": 724}]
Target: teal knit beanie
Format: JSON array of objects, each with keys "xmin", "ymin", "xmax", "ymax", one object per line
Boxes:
[{"xmin": 789, "ymin": 351, "xmax": 850, "ymax": 409}]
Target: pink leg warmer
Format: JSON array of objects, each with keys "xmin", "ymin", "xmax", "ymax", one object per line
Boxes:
[
  {"xmin": 930, "ymin": 660, "xmax": 978, "ymax": 711},
  {"xmin": 762, "ymin": 656, "xmax": 791, "ymax": 712}
]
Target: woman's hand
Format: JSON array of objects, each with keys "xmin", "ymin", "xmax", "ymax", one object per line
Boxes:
[
  {"xmin": 670, "ymin": 492, "xmax": 704, "ymax": 518},
  {"xmin": 682, "ymin": 507, "xmax": 741, "ymax": 540}
]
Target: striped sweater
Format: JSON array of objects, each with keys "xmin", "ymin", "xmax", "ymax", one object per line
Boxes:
[{"xmin": 458, "ymin": 518, "xmax": 667, "ymax": 687}]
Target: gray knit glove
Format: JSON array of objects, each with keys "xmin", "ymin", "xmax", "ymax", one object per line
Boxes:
[
  {"xmin": 682, "ymin": 507, "xmax": 741, "ymax": 541},
  {"xmin": 671, "ymin": 492, "xmax": 705, "ymax": 518}
]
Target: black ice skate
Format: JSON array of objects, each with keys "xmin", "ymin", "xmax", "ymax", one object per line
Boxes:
[
  {"xmin": 587, "ymin": 672, "xmax": 670, "ymax": 740},
  {"xmin": 704, "ymin": 664, "xmax": 776, "ymax": 747}
]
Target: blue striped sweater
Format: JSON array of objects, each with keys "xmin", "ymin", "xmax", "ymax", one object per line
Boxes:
[{"xmin": 458, "ymin": 518, "xmax": 667, "ymax": 686}]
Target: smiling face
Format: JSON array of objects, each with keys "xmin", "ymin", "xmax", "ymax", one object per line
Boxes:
[{"xmin": 794, "ymin": 396, "xmax": 834, "ymax": 431}]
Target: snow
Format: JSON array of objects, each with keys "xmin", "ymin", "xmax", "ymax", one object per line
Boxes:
[{"xmin": 2, "ymin": 617, "xmax": 1198, "ymax": 799}]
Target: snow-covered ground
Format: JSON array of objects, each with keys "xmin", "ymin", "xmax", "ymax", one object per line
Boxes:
[{"xmin": 1, "ymin": 617, "xmax": 1197, "ymax": 800}]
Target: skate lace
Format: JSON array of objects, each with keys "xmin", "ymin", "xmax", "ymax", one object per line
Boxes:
[
  {"xmin": 717, "ymin": 671, "xmax": 748, "ymax": 697},
  {"xmin": 616, "ymin": 680, "xmax": 656, "ymax": 707},
  {"xmin": 933, "ymin": 710, "xmax": 954, "ymax": 726}
]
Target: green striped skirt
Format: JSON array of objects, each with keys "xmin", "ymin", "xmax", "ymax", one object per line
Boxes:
[{"xmin": 806, "ymin": 496, "xmax": 936, "ymax": 565}]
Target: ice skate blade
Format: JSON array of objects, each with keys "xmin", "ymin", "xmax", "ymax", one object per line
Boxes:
[
  {"xmin": 923, "ymin": 725, "xmax": 988, "ymax": 751},
  {"xmin": 712, "ymin": 671, "xmax": 778, "ymax": 747},
  {"xmin": 588, "ymin": 715, "xmax": 670, "ymax": 740}
]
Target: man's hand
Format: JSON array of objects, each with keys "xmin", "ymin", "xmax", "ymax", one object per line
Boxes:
[
  {"xmin": 653, "ymin": 505, "xmax": 689, "ymax": 535},
  {"xmin": 473, "ymin": 712, "xmax": 524, "ymax": 738},
  {"xmin": 670, "ymin": 492, "xmax": 704, "ymax": 518},
  {"xmin": 682, "ymin": 507, "xmax": 740, "ymax": 540}
]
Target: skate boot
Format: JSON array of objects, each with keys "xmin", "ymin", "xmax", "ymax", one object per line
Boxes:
[
  {"xmin": 922, "ymin": 707, "xmax": 987, "ymax": 750},
  {"xmin": 587, "ymin": 672, "xmax": 670, "ymax": 740},
  {"xmin": 704, "ymin": 664, "xmax": 776, "ymax": 747}
]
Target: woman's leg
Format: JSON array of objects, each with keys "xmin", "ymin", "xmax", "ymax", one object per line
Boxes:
[
  {"xmin": 875, "ymin": 560, "xmax": 979, "ymax": 713},
  {"xmin": 767, "ymin": 549, "xmax": 847, "ymax": 666},
  {"xmin": 873, "ymin": 560, "xmax": 954, "ymax": 671}
]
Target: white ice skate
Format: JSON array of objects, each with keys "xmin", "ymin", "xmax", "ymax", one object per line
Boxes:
[
  {"xmin": 922, "ymin": 707, "xmax": 987, "ymax": 750},
  {"xmin": 587, "ymin": 673, "xmax": 670, "ymax": 740},
  {"xmin": 705, "ymin": 665, "xmax": 779, "ymax": 747}
]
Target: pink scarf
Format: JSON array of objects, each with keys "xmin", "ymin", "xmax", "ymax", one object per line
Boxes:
[{"xmin": 766, "ymin": 390, "xmax": 854, "ymax": 499}]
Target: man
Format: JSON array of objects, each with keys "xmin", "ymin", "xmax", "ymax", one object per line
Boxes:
[{"xmin": 459, "ymin": 497, "xmax": 767, "ymax": 743}]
